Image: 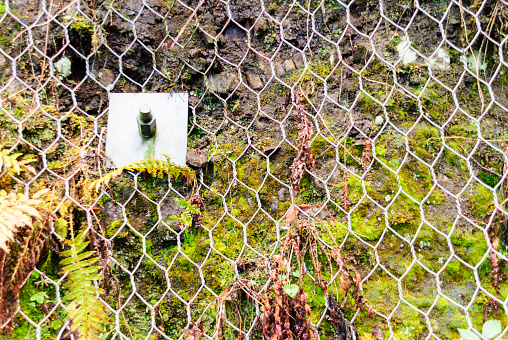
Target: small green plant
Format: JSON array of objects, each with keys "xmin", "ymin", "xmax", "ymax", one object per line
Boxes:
[
  {"xmin": 458, "ymin": 320, "xmax": 502, "ymax": 340},
  {"xmin": 283, "ymin": 283, "xmax": 299, "ymax": 298},
  {"xmin": 325, "ymin": 0, "xmax": 344, "ymax": 12},
  {"xmin": 170, "ymin": 198, "xmax": 201, "ymax": 228},
  {"xmin": 264, "ymin": 31, "xmax": 277, "ymax": 49},
  {"xmin": 317, "ymin": 45, "xmax": 331, "ymax": 59},
  {"xmin": 163, "ymin": 69, "xmax": 172, "ymax": 78},
  {"xmin": 461, "ymin": 51, "xmax": 488, "ymax": 73},
  {"xmin": 70, "ymin": 15, "xmax": 94, "ymax": 37}
]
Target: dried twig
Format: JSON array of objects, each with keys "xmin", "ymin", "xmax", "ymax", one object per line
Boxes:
[
  {"xmin": 169, "ymin": 0, "xmax": 205, "ymax": 50},
  {"xmin": 341, "ymin": 173, "xmax": 350, "ymax": 211}
]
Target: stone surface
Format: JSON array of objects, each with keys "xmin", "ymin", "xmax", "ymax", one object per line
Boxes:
[
  {"xmin": 246, "ymin": 71, "xmax": 263, "ymax": 89},
  {"xmin": 293, "ymin": 53, "xmax": 304, "ymax": 68},
  {"xmin": 206, "ymin": 72, "xmax": 239, "ymax": 93},
  {"xmin": 194, "ymin": 136, "xmax": 212, "ymax": 149},
  {"xmin": 186, "ymin": 148, "xmax": 208, "ymax": 168},
  {"xmin": 397, "ymin": 37, "xmax": 418, "ymax": 65},
  {"xmin": 254, "ymin": 17, "xmax": 269, "ymax": 32},
  {"xmin": 274, "ymin": 61, "xmax": 285, "ymax": 77},
  {"xmin": 98, "ymin": 68, "xmax": 116, "ymax": 88},
  {"xmin": 428, "ymin": 48, "xmax": 451, "ymax": 71},
  {"xmin": 283, "ymin": 59, "xmax": 296, "ymax": 73},
  {"xmin": 277, "ymin": 188, "xmax": 289, "ymax": 202},
  {"xmin": 328, "ymin": 48, "xmax": 339, "ymax": 68},
  {"xmin": 106, "ymin": 93, "xmax": 188, "ymax": 168},
  {"xmin": 0, "ymin": 54, "xmax": 10, "ymax": 77}
]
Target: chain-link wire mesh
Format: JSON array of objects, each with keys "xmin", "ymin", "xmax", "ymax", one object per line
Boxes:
[{"xmin": 1, "ymin": 0, "xmax": 508, "ymax": 338}]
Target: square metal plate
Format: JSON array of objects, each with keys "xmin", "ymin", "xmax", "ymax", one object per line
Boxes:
[{"xmin": 105, "ymin": 93, "xmax": 188, "ymax": 168}]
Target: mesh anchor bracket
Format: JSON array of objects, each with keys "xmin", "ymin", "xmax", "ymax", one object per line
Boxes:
[{"xmin": 105, "ymin": 93, "xmax": 189, "ymax": 167}]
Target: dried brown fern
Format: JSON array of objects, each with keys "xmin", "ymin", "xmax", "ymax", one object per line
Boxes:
[
  {"xmin": 260, "ymin": 255, "xmax": 317, "ymax": 340},
  {"xmin": 260, "ymin": 211, "xmax": 317, "ymax": 340},
  {"xmin": 0, "ymin": 191, "xmax": 44, "ymax": 252},
  {"xmin": 189, "ymin": 193, "xmax": 204, "ymax": 229},
  {"xmin": 0, "ymin": 189, "xmax": 50, "ymax": 334},
  {"xmin": 361, "ymin": 137, "xmax": 372, "ymax": 172},
  {"xmin": 331, "ymin": 247, "xmax": 370, "ymax": 312},
  {"xmin": 289, "ymin": 93, "xmax": 316, "ymax": 196},
  {"xmin": 181, "ymin": 320, "xmax": 202, "ymax": 340}
]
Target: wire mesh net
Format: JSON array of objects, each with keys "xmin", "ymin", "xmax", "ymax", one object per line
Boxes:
[{"xmin": 1, "ymin": 0, "xmax": 508, "ymax": 339}]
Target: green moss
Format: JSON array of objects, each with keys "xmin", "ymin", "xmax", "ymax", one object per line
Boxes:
[
  {"xmin": 407, "ymin": 123, "xmax": 442, "ymax": 162},
  {"xmin": 466, "ymin": 183, "xmax": 493, "ymax": 217},
  {"xmin": 399, "ymin": 165, "xmax": 432, "ymax": 202},
  {"xmin": 451, "ymin": 227, "xmax": 488, "ymax": 266},
  {"xmin": 284, "ymin": 61, "xmax": 332, "ymax": 87},
  {"xmin": 299, "ymin": 174, "xmax": 325, "ymax": 203},
  {"xmin": 465, "ymin": 292, "xmax": 508, "ymax": 332},
  {"xmin": 420, "ymin": 87, "xmax": 453, "ymax": 124},
  {"xmin": 375, "ymin": 144, "xmax": 386, "ymax": 157},
  {"xmin": 363, "ymin": 274, "xmax": 399, "ymax": 318},
  {"xmin": 387, "ymin": 194, "xmax": 420, "ymax": 233},
  {"xmin": 351, "ymin": 204, "xmax": 384, "ymax": 241},
  {"xmin": 477, "ymin": 171, "xmax": 501, "ymax": 188},
  {"xmin": 430, "ymin": 297, "xmax": 468, "ymax": 339},
  {"xmin": 301, "ymin": 276, "xmax": 327, "ymax": 328},
  {"xmin": 319, "ymin": 219, "xmax": 349, "ymax": 245},
  {"xmin": 108, "ymin": 219, "xmax": 123, "ymax": 237},
  {"xmin": 310, "ymin": 135, "xmax": 334, "ymax": 158},
  {"xmin": 446, "ymin": 260, "xmax": 461, "ymax": 276},
  {"xmin": 347, "ymin": 175, "xmax": 364, "ymax": 205},
  {"xmin": 0, "ymin": 6, "xmax": 18, "ymax": 48}
]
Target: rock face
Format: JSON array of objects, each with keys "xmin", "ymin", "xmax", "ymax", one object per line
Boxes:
[
  {"xmin": 3, "ymin": 0, "xmax": 507, "ymax": 339},
  {"xmin": 206, "ymin": 72, "xmax": 239, "ymax": 93},
  {"xmin": 283, "ymin": 59, "xmax": 296, "ymax": 73},
  {"xmin": 186, "ymin": 148, "xmax": 208, "ymax": 168},
  {"xmin": 246, "ymin": 71, "xmax": 263, "ymax": 89}
]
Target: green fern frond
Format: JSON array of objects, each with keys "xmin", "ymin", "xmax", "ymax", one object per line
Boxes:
[
  {"xmin": 61, "ymin": 232, "xmax": 109, "ymax": 339},
  {"xmin": 88, "ymin": 168, "xmax": 123, "ymax": 193},
  {"xmin": 170, "ymin": 198, "xmax": 201, "ymax": 228},
  {"xmin": 123, "ymin": 154, "xmax": 193, "ymax": 180},
  {"xmin": 0, "ymin": 190, "xmax": 43, "ymax": 253},
  {"xmin": 89, "ymin": 154, "xmax": 195, "ymax": 192}
]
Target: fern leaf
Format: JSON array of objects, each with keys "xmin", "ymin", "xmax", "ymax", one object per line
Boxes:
[
  {"xmin": 0, "ymin": 146, "xmax": 36, "ymax": 176},
  {"xmin": 61, "ymin": 231, "xmax": 109, "ymax": 339},
  {"xmin": 91, "ymin": 155, "xmax": 195, "ymax": 193},
  {"xmin": 0, "ymin": 191, "xmax": 42, "ymax": 253},
  {"xmin": 88, "ymin": 168, "xmax": 123, "ymax": 192}
]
